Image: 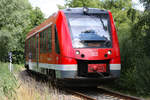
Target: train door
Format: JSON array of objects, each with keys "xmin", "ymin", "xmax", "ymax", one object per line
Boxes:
[
  {"xmin": 54, "ymin": 24, "xmax": 60, "ymax": 64},
  {"xmin": 28, "ymin": 38, "xmax": 32, "ymax": 69},
  {"xmin": 36, "ymin": 34, "xmax": 39, "ymax": 71}
]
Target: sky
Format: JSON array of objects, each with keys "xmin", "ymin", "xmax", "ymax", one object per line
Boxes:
[{"xmin": 29, "ymin": 0, "xmax": 144, "ymax": 18}]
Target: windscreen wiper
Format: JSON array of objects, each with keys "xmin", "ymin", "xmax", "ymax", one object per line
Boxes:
[
  {"xmin": 103, "ymin": 39, "xmax": 111, "ymax": 47},
  {"xmin": 99, "ymin": 16, "xmax": 107, "ymax": 31}
]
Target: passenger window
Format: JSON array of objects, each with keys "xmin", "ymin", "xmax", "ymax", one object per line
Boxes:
[
  {"xmin": 40, "ymin": 26, "xmax": 52, "ymax": 53},
  {"xmin": 28, "ymin": 38, "xmax": 31, "ymax": 55},
  {"xmin": 31, "ymin": 38, "xmax": 34, "ymax": 59},
  {"xmin": 40, "ymin": 32, "xmax": 42, "ymax": 53},
  {"xmin": 25, "ymin": 40, "xmax": 28, "ymax": 57},
  {"xmin": 33, "ymin": 36, "xmax": 36, "ymax": 59},
  {"xmin": 44, "ymin": 30, "xmax": 47, "ymax": 52},
  {"xmin": 29, "ymin": 38, "xmax": 32, "ymax": 59},
  {"xmin": 47, "ymin": 27, "xmax": 52, "ymax": 52},
  {"xmin": 55, "ymin": 25, "xmax": 60, "ymax": 54}
]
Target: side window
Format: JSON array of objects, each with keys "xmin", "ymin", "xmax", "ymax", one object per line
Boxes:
[
  {"xmin": 31, "ymin": 38, "xmax": 34, "ymax": 59},
  {"xmin": 29, "ymin": 38, "xmax": 32, "ymax": 59},
  {"xmin": 40, "ymin": 27, "xmax": 52, "ymax": 53},
  {"xmin": 55, "ymin": 25, "xmax": 60, "ymax": 54},
  {"xmin": 47, "ymin": 27, "xmax": 52, "ymax": 52},
  {"xmin": 33, "ymin": 36, "xmax": 36, "ymax": 59},
  {"xmin": 28, "ymin": 38, "xmax": 31, "ymax": 55},
  {"xmin": 25, "ymin": 40, "xmax": 28, "ymax": 57},
  {"xmin": 28, "ymin": 37, "xmax": 36, "ymax": 59},
  {"xmin": 44, "ymin": 30, "xmax": 47, "ymax": 53},
  {"xmin": 42, "ymin": 31, "xmax": 44, "ymax": 53},
  {"xmin": 40, "ymin": 31, "xmax": 43, "ymax": 53}
]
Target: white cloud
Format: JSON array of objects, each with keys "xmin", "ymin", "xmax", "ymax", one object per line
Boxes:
[{"xmin": 29, "ymin": 0, "xmax": 65, "ymax": 18}]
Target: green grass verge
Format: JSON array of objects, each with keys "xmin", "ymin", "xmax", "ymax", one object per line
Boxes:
[{"xmin": 0, "ymin": 62, "xmax": 22, "ymax": 99}]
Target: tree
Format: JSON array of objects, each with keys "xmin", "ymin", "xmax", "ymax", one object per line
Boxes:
[
  {"xmin": 140, "ymin": 0, "xmax": 150, "ymax": 10},
  {"xmin": 128, "ymin": 0, "xmax": 150, "ymax": 95},
  {"xmin": 57, "ymin": 4, "xmax": 66, "ymax": 9},
  {"xmin": 0, "ymin": 0, "xmax": 44, "ymax": 63},
  {"xmin": 65, "ymin": 0, "xmax": 101, "ymax": 8},
  {"xmin": 29, "ymin": 7, "xmax": 45, "ymax": 28},
  {"xmin": 101, "ymin": 0, "xmax": 132, "ymax": 10}
]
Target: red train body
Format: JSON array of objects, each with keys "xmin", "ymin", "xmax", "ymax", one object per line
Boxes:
[{"xmin": 25, "ymin": 8, "xmax": 121, "ymax": 86}]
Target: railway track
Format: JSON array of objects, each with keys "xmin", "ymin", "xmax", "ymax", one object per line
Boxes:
[
  {"xmin": 64, "ymin": 87, "xmax": 143, "ymax": 100},
  {"xmin": 19, "ymin": 70, "xmax": 143, "ymax": 100}
]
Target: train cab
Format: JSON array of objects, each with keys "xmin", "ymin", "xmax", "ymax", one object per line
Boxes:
[{"xmin": 55, "ymin": 8, "xmax": 121, "ymax": 80}]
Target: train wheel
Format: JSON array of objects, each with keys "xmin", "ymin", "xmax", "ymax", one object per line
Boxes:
[
  {"xmin": 46, "ymin": 69, "xmax": 56, "ymax": 86},
  {"xmin": 25, "ymin": 64, "xmax": 30, "ymax": 72}
]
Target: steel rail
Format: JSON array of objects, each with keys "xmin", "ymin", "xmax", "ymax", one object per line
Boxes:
[
  {"xmin": 67, "ymin": 89, "xmax": 96, "ymax": 100},
  {"xmin": 64, "ymin": 87, "xmax": 144, "ymax": 100},
  {"xmin": 58, "ymin": 87, "xmax": 96, "ymax": 100},
  {"xmin": 97, "ymin": 86, "xmax": 144, "ymax": 100}
]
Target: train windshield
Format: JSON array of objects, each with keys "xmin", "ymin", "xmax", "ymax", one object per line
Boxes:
[{"xmin": 66, "ymin": 14, "xmax": 112, "ymax": 48}]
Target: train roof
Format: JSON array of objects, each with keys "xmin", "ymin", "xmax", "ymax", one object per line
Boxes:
[
  {"xmin": 62, "ymin": 7, "xmax": 108, "ymax": 14},
  {"xmin": 26, "ymin": 13, "xmax": 57, "ymax": 40}
]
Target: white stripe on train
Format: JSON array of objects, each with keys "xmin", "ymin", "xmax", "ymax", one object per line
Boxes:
[
  {"xmin": 110, "ymin": 64, "xmax": 121, "ymax": 70},
  {"xmin": 39, "ymin": 63, "xmax": 77, "ymax": 71},
  {"xmin": 27, "ymin": 61, "xmax": 77, "ymax": 71},
  {"xmin": 26, "ymin": 61, "xmax": 121, "ymax": 71}
]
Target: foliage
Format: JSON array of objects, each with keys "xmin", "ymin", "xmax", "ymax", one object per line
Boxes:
[
  {"xmin": 0, "ymin": 62, "xmax": 21, "ymax": 99},
  {"xmin": 130, "ymin": 9, "xmax": 150, "ymax": 95},
  {"xmin": 65, "ymin": 0, "xmax": 101, "ymax": 8},
  {"xmin": 0, "ymin": 33, "xmax": 10, "ymax": 62},
  {"xmin": 0, "ymin": 0, "xmax": 45, "ymax": 64},
  {"xmin": 140, "ymin": 0, "xmax": 150, "ymax": 9},
  {"xmin": 113, "ymin": 0, "xmax": 150, "ymax": 95},
  {"xmin": 57, "ymin": 4, "xmax": 66, "ymax": 9}
]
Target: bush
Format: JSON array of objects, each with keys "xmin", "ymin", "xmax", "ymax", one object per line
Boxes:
[
  {"xmin": 135, "ymin": 56, "xmax": 150, "ymax": 95},
  {"xmin": 116, "ymin": 11, "xmax": 150, "ymax": 95},
  {"xmin": 0, "ymin": 62, "xmax": 19, "ymax": 99}
]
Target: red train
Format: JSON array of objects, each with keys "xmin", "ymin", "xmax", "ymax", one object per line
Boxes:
[{"xmin": 25, "ymin": 8, "xmax": 121, "ymax": 86}]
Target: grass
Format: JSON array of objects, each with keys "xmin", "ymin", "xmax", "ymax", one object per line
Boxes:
[
  {"xmin": 0, "ymin": 62, "xmax": 83, "ymax": 100},
  {"xmin": 15, "ymin": 70, "xmax": 83, "ymax": 100},
  {"xmin": 0, "ymin": 62, "xmax": 20, "ymax": 99},
  {"xmin": 16, "ymin": 81, "xmax": 52, "ymax": 100},
  {"xmin": 15, "ymin": 80, "xmax": 82, "ymax": 100}
]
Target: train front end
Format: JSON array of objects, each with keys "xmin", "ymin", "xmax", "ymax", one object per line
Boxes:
[{"xmin": 56, "ymin": 8, "xmax": 121, "ymax": 84}]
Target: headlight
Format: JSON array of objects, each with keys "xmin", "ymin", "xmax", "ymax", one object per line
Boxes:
[
  {"xmin": 76, "ymin": 50, "xmax": 80, "ymax": 55},
  {"xmin": 108, "ymin": 50, "xmax": 112, "ymax": 55}
]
